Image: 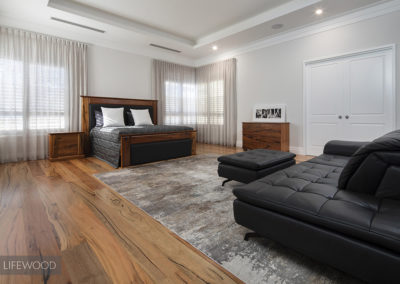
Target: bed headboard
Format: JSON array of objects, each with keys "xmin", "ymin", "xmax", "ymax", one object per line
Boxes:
[{"xmin": 81, "ymin": 96, "xmax": 158, "ymax": 154}]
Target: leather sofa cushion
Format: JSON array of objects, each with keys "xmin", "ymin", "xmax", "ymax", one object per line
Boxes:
[
  {"xmin": 339, "ymin": 129, "xmax": 400, "ymax": 191},
  {"xmin": 217, "ymin": 149, "xmax": 296, "ymax": 170},
  {"xmin": 323, "ymin": 140, "xmax": 368, "ymax": 156},
  {"xmin": 218, "ymin": 159, "xmax": 295, "ymax": 184},
  {"xmin": 233, "ymin": 154, "xmax": 400, "ymax": 254},
  {"xmin": 344, "ymin": 152, "xmax": 400, "ymax": 196}
]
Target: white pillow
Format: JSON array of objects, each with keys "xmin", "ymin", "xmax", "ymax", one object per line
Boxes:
[
  {"xmin": 101, "ymin": 107, "xmax": 125, "ymax": 127},
  {"xmin": 130, "ymin": 109, "xmax": 154, "ymax": 125}
]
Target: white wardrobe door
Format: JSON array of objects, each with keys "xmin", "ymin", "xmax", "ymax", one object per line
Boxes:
[
  {"xmin": 306, "ymin": 61, "xmax": 345, "ymax": 156},
  {"xmin": 343, "ymin": 51, "xmax": 394, "ymax": 141},
  {"xmin": 305, "ymin": 47, "xmax": 394, "ymax": 156}
]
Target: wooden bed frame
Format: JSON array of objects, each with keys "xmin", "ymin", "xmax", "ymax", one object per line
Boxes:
[{"xmin": 81, "ymin": 96, "xmax": 197, "ymax": 167}]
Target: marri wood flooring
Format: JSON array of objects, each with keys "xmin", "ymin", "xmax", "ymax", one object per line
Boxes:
[{"xmin": 0, "ymin": 144, "xmax": 312, "ymax": 284}]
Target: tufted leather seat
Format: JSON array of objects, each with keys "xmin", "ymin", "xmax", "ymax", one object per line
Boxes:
[
  {"xmin": 218, "ymin": 149, "xmax": 296, "ymax": 170},
  {"xmin": 233, "ymin": 133, "xmax": 400, "ymax": 283},
  {"xmin": 233, "ymin": 154, "xmax": 400, "ymax": 254},
  {"xmin": 217, "ymin": 149, "xmax": 296, "ymax": 184}
]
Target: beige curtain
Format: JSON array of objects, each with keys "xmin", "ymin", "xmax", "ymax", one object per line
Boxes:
[
  {"xmin": 152, "ymin": 60, "xmax": 196, "ymax": 125},
  {"xmin": 0, "ymin": 26, "xmax": 87, "ymax": 163},
  {"xmin": 195, "ymin": 58, "xmax": 237, "ymax": 146},
  {"xmin": 152, "ymin": 58, "xmax": 237, "ymax": 146}
]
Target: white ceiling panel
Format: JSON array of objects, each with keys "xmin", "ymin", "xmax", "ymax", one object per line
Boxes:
[{"xmin": 0, "ymin": 0, "xmax": 394, "ymax": 62}]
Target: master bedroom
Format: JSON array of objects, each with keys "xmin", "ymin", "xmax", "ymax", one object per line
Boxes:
[{"xmin": 1, "ymin": 0, "xmax": 400, "ymax": 283}]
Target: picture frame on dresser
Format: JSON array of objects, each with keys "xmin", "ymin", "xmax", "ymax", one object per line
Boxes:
[{"xmin": 253, "ymin": 104, "xmax": 286, "ymax": 122}]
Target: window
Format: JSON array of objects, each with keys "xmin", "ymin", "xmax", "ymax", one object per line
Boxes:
[
  {"xmin": 197, "ymin": 80, "xmax": 224, "ymax": 125},
  {"xmin": 28, "ymin": 64, "xmax": 65, "ymax": 130},
  {"xmin": 0, "ymin": 58, "xmax": 66, "ymax": 132},
  {"xmin": 0, "ymin": 59, "xmax": 23, "ymax": 131},
  {"xmin": 165, "ymin": 81, "xmax": 196, "ymax": 125},
  {"xmin": 164, "ymin": 79, "xmax": 224, "ymax": 126}
]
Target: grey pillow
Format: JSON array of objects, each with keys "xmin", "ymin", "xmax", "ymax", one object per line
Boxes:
[
  {"xmin": 126, "ymin": 111, "xmax": 135, "ymax": 126},
  {"xmin": 95, "ymin": 110, "xmax": 103, "ymax": 127}
]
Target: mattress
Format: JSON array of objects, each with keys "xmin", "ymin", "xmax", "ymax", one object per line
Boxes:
[{"xmin": 90, "ymin": 125, "xmax": 194, "ymax": 167}]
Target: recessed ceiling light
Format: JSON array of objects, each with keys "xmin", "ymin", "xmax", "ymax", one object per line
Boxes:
[
  {"xmin": 271, "ymin": 24, "xmax": 284, "ymax": 30},
  {"xmin": 212, "ymin": 45, "xmax": 218, "ymax": 51},
  {"xmin": 315, "ymin": 9, "xmax": 323, "ymax": 15}
]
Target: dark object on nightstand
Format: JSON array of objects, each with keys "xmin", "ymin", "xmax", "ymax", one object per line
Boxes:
[
  {"xmin": 49, "ymin": 132, "xmax": 85, "ymax": 161},
  {"xmin": 242, "ymin": 122, "xmax": 289, "ymax": 151}
]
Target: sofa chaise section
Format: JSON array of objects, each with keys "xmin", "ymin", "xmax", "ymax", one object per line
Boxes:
[{"xmin": 233, "ymin": 136, "xmax": 400, "ymax": 284}]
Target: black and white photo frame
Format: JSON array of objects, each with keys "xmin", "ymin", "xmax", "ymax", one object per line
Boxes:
[{"xmin": 253, "ymin": 104, "xmax": 286, "ymax": 122}]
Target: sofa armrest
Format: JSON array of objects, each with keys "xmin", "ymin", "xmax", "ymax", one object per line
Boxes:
[{"xmin": 323, "ymin": 140, "xmax": 368, "ymax": 157}]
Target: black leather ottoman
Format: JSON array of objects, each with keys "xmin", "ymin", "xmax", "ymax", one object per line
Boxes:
[{"xmin": 217, "ymin": 149, "xmax": 296, "ymax": 185}]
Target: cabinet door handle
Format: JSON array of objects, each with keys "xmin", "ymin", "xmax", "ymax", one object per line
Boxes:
[
  {"xmin": 338, "ymin": 115, "xmax": 342, "ymax": 119},
  {"xmin": 345, "ymin": 115, "xmax": 349, "ymax": 119}
]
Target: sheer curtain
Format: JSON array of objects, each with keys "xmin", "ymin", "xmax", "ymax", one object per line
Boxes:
[
  {"xmin": 0, "ymin": 27, "xmax": 87, "ymax": 163},
  {"xmin": 195, "ymin": 58, "xmax": 237, "ymax": 146},
  {"xmin": 152, "ymin": 60, "xmax": 196, "ymax": 125},
  {"xmin": 152, "ymin": 58, "xmax": 237, "ymax": 146}
]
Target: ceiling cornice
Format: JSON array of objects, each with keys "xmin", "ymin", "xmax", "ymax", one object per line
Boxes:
[
  {"xmin": 194, "ymin": 0, "xmax": 400, "ymax": 66},
  {"xmin": 47, "ymin": 0, "xmax": 195, "ymax": 46},
  {"xmin": 194, "ymin": 0, "xmax": 322, "ymax": 48}
]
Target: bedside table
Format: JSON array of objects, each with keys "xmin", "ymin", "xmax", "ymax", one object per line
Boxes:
[{"xmin": 48, "ymin": 132, "xmax": 85, "ymax": 161}]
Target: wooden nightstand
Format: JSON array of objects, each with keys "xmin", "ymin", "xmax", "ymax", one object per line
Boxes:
[{"xmin": 48, "ymin": 132, "xmax": 85, "ymax": 161}]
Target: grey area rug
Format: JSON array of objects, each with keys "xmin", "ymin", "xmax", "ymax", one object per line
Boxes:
[{"xmin": 95, "ymin": 154, "xmax": 360, "ymax": 284}]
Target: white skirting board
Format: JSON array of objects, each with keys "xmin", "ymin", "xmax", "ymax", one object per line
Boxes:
[
  {"xmin": 236, "ymin": 140, "xmax": 305, "ymax": 155},
  {"xmin": 289, "ymin": 147, "xmax": 305, "ymax": 156}
]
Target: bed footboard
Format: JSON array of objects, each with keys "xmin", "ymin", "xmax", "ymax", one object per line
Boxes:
[{"xmin": 120, "ymin": 130, "xmax": 197, "ymax": 167}]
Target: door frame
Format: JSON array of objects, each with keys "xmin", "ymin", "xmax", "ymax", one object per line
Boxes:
[{"xmin": 303, "ymin": 44, "xmax": 396, "ymax": 155}]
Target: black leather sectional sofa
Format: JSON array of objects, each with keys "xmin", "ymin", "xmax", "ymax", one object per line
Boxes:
[{"xmin": 233, "ymin": 130, "xmax": 400, "ymax": 283}]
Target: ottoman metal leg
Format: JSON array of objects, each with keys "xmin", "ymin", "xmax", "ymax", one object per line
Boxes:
[
  {"xmin": 222, "ymin": 179, "xmax": 232, "ymax": 186},
  {"xmin": 244, "ymin": 232, "xmax": 261, "ymax": 241}
]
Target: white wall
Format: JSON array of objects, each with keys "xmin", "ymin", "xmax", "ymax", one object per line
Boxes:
[
  {"xmin": 236, "ymin": 10, "xmax": 400, "ymax": 153},
  {"xmin": 88, "ymin": 45, "xmax": 152, "ymax": 99},
  {"xmin": 85, "ymin": 10, "xmax": 400, "ymax": 152}
]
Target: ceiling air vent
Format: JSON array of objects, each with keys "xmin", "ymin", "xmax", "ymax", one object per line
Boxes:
[
  {"xmin": 150, "ymin": 43, "xmax": 181, "ymax": 53},
  {"xmin": 271, "ymin": 24, "xmax": 284, "ymax": 30},
  {"xmin": 51, "ymin": 17, "xmax": 105, "ymax": 33}
]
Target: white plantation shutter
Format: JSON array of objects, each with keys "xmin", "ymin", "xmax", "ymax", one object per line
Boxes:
[
  {"xmin": 0, "ymin": 60, "xmax": 66, "ymax": 131},
  {"xmin": 0, "ymin": 58, "xmax": 24, "ymax": 131},
  {"xmin": 153, "ymin": 58, "xmax": 236, "ymax": 146},
  {"xmin": 28, "ymin": 64, "xmax": 66, "ymax": 130},
  {"xmin": 196, "ymin": 80, "xmax": 224, "ymax": 125},
  {"xmin": 164, "ymin": 81, "xmax": 196, "ymax": 125},
  {"xmin": 0, "ymin": 27, "xmax": 87, "ymax": 163}
]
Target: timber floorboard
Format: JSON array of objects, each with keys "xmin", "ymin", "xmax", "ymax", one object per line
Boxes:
[{"xmin": 0, "ymin": 143, "xmax": 311, "ymax": 284}]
